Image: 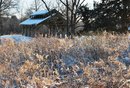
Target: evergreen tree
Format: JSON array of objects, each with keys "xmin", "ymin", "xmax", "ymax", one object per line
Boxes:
[
  {"xmin": 77, "ymin": 5, "xmax": 91, "ymax": 32},
  {"xmin": 79, "ymin": 0, "xmax": 130, "ymax": 33}
]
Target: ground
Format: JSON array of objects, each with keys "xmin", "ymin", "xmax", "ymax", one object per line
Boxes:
[{"xmin": 0, "ymin": 32, "xmax": 130, "ymax": 88}]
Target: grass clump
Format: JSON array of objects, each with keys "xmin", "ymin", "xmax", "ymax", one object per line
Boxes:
[{"xmin": 0, "ymin": 32, "xmax": 130, "ymax": 88}]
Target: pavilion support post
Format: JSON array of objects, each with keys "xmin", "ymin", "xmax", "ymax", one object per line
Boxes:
[
  {"xmin": 52, "ymin": 25, "xmax": 55, "ymax": 37},
  {"xmin": 21, "ymin": 26, "xmax": 23, "ymax": 35},
  {"xmin": 26, "ymin": 28, "xmax": 28, "ymax": 36},
  {"xmin": 62, "ymin": 26, "xmax": 64, "ymax": 38},
  {"xmin": 30, "ymin": 26, "xmax": 32, "ymax": 37},
  {"xmin": 25, "ymin": 28, "xmax": 28, "ymax": 36},
  {"xmin": 27, "ymin": 28, "xmax": 29, "ymax": 36},
  {"xmin": 28, "ymin": 27, "xmax": 29, "ymax": 36},
  {"xmin": 49, "ymin": 27, "xmax": 51, "ymax": 37},
  {"xmin": 24, "ymin": 28, "xmax": 26, "ymax": 36},
  {"xmin": 22, "ymin": 27, "xmax": 24, "ymax": 36},
  {"xmin": 50, "ymin": 26, "xmax": 52, "ymax": 37},
  {"xmin": 29, "ymin": 26, "xmax": 31, "ymax": 36},
  {"xmin": 23, "ymin": 27, "xmax": 24, "ymax": 36}
]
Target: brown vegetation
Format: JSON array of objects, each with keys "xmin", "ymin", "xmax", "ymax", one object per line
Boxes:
[{"xmin": 0, "ymin": 32, "xmax": 130, "ymax": 88}]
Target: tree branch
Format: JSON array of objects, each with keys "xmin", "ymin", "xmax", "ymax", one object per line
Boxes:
[
  {"xmin": 59, "ymin": 0, "xmax": 72, "ymax": 11},
  {"xmin": 41, "ymin": 0, "xmax": 50, "ymax": 11},
  {"xmin": 78, "ymin": 0, "xmax": 85, "ymax": 7}
]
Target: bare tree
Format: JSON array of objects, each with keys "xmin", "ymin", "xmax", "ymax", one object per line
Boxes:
[
  {"xmin": 59, "ymin": 0, "xmax": 86, "ymax": 35},
  {"xmin": 41, "ymin": 0, "xmax": 61, "ymax": 37},
  {"xmin": 31, "ymin": 0, "xmax": 43, "ymax": 11},
  {"xmin": 25, "ymin": 0, "xmax": 43, "ymax": 17},
  {"xmin": 25, "ymin": 8, "xmax": 33, "ymax": 18},
  {"xmin": 41, "ymin": 0, "xmax": 50, "ymax": 11},
  {"xmin": 40, "ymin": 0, "xmax": 86, "ymax": 36},
  {"xmin": 66, "ymin": 0, "xmax": 69, "ymax": 35},
  {"xmin": 0, "ymin": 0, "xmax": 18, "ymax": 34}
]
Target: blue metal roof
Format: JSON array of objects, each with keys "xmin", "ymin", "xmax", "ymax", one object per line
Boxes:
[
  {"xmin": 31, "ymin": 10, "xmax": 48, "ymax": 16},
  {"xmin": 20, "ymin": 14, "xmax": 56, "ymax": 25},
  {"xmin": 20, "ymin": 18, "xmax": 43, "ymax": 25},
  {"xmin": 20, "ymin": 18, "xmax": 49, "ymax": 25}
]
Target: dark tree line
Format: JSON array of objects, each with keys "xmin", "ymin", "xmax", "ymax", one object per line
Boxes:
[
  {"xmin": 1, "ymin": 0, "xmax": 130, "ymax": 35},
  {"xmin": 0, "ymin": 16, "xmax": 20, "ymax": 34},
  {"xmin": 78, "ymin": 0, "xmax": 130, "ymax": 33},
  {"xmin": 0, "ymin": 0, "xmax": 20, "ymax": 35}
]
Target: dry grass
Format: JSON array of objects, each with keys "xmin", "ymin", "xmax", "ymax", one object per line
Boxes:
[{"xmin": 0, "ymin": 32, "xmax": 130, "ymax": 88}]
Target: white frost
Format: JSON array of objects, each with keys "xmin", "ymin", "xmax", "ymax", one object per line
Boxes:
[{"xmin": 0, "ymin": 34, "xmax": 32, "ymax": 43}]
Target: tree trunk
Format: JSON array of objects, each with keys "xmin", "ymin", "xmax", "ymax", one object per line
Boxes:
[
  {"xmin": 122, "ymin": 0, "xmax": 129, "ymax": 31},
  {"xmin": 66, "ymin": 0, "xmax": 69, "ymax": 36},
  {"xmin": 0, "ymin": 0, "xmax": 2, "ymax": 35}
]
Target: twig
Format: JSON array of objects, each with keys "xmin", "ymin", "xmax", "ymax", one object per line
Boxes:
[{"xmin": 119, "ymin": 79, "xmax": 130, "ymax": 88}]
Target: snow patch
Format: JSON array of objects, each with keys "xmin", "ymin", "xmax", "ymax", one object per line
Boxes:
[{"xmin": 0, "ymin": 34, "xmax": 32, "ymax": 43}]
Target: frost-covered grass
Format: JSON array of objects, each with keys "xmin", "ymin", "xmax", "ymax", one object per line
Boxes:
[
  {"xmin": 0, "ymin": 34, "xmax": 32, "ymax": 43},
  {"xmin": 0, "ymin": 32, "xmax": 130, "ymax": 88}
]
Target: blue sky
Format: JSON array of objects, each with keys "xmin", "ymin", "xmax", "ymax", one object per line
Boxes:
[{"xmin": 15, "ymin": 0, "xmax": 101, "ymax": 18}]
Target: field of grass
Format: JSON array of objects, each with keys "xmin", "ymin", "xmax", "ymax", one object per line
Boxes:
[{"xmin": 0, "ymin": 32, "xmax": 130, "ymax": 88}]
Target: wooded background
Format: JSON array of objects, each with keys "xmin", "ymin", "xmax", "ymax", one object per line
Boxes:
[{"xmin": 0, "ymin": 0, "xmax": 130, "ymax": 35}]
